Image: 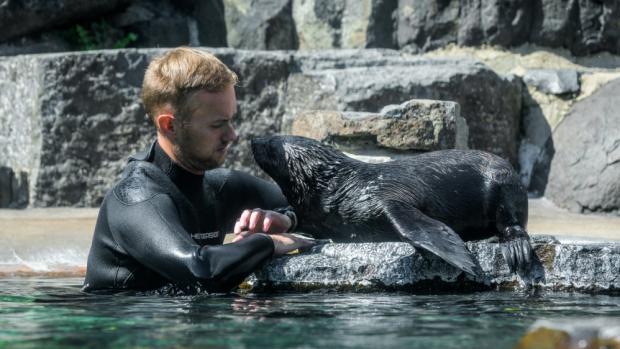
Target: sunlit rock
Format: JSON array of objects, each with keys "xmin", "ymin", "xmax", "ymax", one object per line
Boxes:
[
  {"xmin": 252, "ymin": 236, "xmax": 620, "ymax": 294},
  {"xmin": 288, "ymin": 99, "xmax": 468, "ymax": 159}
]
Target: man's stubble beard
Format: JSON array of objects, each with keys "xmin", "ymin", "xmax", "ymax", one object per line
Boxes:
[{"xmin": 173, "ymin": 130, "xmax": 223, "ymax": 173}]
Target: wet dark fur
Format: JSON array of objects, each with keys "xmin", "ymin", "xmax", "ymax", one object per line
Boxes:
[{"xmin": 252, "ymin": 136, "xmax": 533, "ymax": 275}]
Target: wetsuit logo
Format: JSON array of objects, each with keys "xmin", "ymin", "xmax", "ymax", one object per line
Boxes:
[{"xmin": 192, "ymin": 231, "xmax": 220, "ymax": 240}]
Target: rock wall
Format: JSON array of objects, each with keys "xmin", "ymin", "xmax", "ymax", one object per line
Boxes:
[
  {"xmin": 0, "ymin": 48, "xmax": 521, "ymax": 207},
  {"xmin": 2, "ymin": 0, "xmax": 619, "ymax": 56}
]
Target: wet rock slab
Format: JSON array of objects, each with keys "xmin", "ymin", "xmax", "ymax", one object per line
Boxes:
[{"xmin": 252, "ymin": 236, "xmax": 620, "ymax": 294}]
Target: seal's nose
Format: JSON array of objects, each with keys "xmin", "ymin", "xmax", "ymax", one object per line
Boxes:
[
  {"xmin": 250, "ymin": 136, "xmax": 267, "ymax": 153},
  {"xmin": 250, "ymin": 136, "xmax": 270, "ymax": 164}
]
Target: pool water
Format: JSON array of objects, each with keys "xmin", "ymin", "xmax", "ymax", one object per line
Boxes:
[{"xmin": 1, "ymin": 278, "xmax": 620, "ymax": 349}]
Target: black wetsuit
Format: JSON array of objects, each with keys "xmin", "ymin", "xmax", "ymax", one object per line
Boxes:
[{"xmin": 83, "ymin": 141, "xmax": 290, "ymax": 293}]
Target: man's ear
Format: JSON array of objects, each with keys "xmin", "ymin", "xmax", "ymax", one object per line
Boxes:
[{"xmin": 156, "ymin": 114, "xmax": 176, "ymax": 139}]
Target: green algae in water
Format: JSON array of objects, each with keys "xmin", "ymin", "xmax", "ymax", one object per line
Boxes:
[{"xmin": 2, "ymin": 278, "xmax": 620, "ymax": 349}]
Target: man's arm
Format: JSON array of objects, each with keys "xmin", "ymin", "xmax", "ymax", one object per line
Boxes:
[
  {"xmin": 108, "ymin": 192, "xmax": 273, "ymax": 292},
  {"xmin": 211, "ymin": 170, "xmax": 297, "ymax": 233}
]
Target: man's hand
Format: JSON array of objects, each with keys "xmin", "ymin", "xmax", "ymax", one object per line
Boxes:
[
  {"xmin": 232, "ymin": 208, "xmax": 291, "ymax": 242},
  {"xmin": 269, "ymin": 233, "xmax": 316, "ymax": 256}
]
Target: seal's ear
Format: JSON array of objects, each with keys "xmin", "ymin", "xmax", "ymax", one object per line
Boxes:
[{"xmin": 383, "ymin": 201, "xmax": 480, "ymax": 277}]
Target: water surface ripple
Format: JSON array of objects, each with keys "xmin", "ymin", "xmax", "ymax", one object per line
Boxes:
[{"xmin": 1, "ymin": 278, "xmax": 619, "ymax": 348}]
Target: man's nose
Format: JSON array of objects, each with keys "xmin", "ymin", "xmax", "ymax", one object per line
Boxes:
[{"xmin": 225, "ymin": 125, "xmax": 238, "ymax": 143}]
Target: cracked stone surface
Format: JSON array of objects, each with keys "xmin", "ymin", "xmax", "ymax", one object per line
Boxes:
[{"xmin": 251, "ymin": 236, "xmax": 620, "ymax": 294}]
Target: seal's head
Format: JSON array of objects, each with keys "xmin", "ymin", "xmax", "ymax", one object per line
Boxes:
[{"xmin": 251, "ymin": 135, "xmax": 349, "ymax": 212}]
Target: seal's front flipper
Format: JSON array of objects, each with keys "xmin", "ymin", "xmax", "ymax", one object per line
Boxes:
[
  {"xmin": 499, "ymin": 225, "xmax": 533, "ymax": 274},
  {"xmin": 383, "ymin": 202, "xmax": 480, "ymax": 277}
]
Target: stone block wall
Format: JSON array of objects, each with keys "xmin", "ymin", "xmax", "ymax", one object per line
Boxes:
[
  {"xmin": 2, "ymin": 0, "xmax": 619, "ymax": 57},
  {"xmin": 0, "ymin": 48, "xmax": 522, "ymax": 207}
]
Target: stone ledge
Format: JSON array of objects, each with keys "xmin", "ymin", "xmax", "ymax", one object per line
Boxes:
[
  {"xmin": 251, "ymin": 236, "xmax": 620, "ymax": 294},
  {"xmin": 290, "ymin": 99, "xmax": 468, "ymax": 156}
]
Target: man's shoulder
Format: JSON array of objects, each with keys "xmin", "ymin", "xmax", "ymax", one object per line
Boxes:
[
  {"xmin": 112, "ymin": 162, "xmax": 167, "ymax": 205},
  {"xmin": 204, "ymin": 168, "xmax": 263, "ymax": 192}
]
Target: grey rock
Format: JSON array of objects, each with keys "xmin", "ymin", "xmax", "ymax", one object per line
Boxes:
[
  {"xmin": 396, "ymin": 0, "xmax": 459, "ymax": 52},
  {"xmin": 0, "ymin": 0, "xmax": 131, "ymax": 42},
  {"xmin": 289, "ymin": 99, "xmax": 467, "ymax": 153},
  {"xmin": 396, "ymin": 0, "xmax": 532, "ymax": 52},
  {"xmin": 546, "ymin": 78, "xmax": 620, "ymax": 215},
  {"xmin": 111, "ymin": 0, "xmax": 191, "ymax": 48},
  {"xmin": 251, "ymin": 236, "xmax": 620, "ymax": 294},
  {"xmin": 530, "ymin": 0, "xmax": 620, "ymax": 55},
  {"xmin": 191, "ymin": 0, "xmax": 228, "ymax": 47},
  {"xmin": 523, "ymin": 69, "xmax": 580, "ymax": 95},
  {"xmin": 0, "ymin": 34, "xmax": 74, "ymax": 57},
  {"xmin": 395, "ymin": 0, "xmax": 620, "ymax": 55},
  {"xmin": 293, "ymin": 0, "xmax": 397, "ymax": 49},
  {"xmin": 459, "ymin": 0, "xmax": 532, "ymax": 47},
  {"xmin": 224, "ymin": 0, "xmax": 297, "ymax": 50},
  {"xmin": 0, "ymin": 167, "xmax": 28, "ymax": 208},
  {"xmin": 0, "ymin": 51, "xmax": 154, "ymax": 207},
  {"xmin": 518, "ymin": 107, "xmax": 554, "ymax": 195},
  {"xmin": 285, "ymin": 55, "xmax": 522, "ymax": 165}
]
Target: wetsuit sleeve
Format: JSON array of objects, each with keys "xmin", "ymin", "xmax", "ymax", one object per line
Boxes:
[
  {"xmin": 109, "ymin": 193, "xmax": 274, "ymax": 292},
  {"xmin": 214, "ymin": 170, "xmax": 297, "ymax": 231}
]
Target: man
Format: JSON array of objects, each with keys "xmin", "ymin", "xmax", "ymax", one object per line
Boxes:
[{"xmin": 83, "ymin": 47, "xmax": 310, "ymax": 293}]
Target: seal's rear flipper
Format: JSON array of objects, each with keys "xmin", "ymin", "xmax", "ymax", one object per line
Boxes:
[{"xmin": 383, "ymin": 202, "xmax": 480, "ymax": 277}]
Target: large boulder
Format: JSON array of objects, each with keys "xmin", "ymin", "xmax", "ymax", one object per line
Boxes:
[
  {"xmin": 546, "ymin": 78, "xmax": 620, "ymax": 215},
  {"xmin": 293, "ymin": 0, "xmax": 397, "ymax": 49},
  {"xmin": 285, "ymin": 55, "xmax": 522, "ymax": 165},
  {"xmin": 224, "ymin": 0, "xmax": 297, "ymax": 50}
]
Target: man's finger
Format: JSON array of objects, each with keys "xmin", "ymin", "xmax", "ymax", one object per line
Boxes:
[
  {"xmin": 233, "ymin": 220, "xmax": 243, "ymax": 235},
  {"xmin": 232, "ymin": 230, "xmax": 251, "ymax": 242},
  {"xmin": 262, "ymin": 213, "xmax": 273, "ymax": 233},
  {"xmin": 234, "ymin": 209, "xmax": 252, "ymax": 234},
  {"xmin": 248, "ymin": 209, "xmax": 264, "ymax": 232}
]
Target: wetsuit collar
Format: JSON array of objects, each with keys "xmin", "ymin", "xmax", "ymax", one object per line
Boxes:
[
  {"xmin": 129, "ymin": 140, "xmax": 157, "ymax": 162},
  {"xmin": 152, "ymin": 141, "xmax": 204, "ymax": 189}
]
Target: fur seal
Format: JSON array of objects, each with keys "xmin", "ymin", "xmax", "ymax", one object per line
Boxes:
[{"xmin": 251, "ymin": 135, "xmax": 533, "ymax": 277}]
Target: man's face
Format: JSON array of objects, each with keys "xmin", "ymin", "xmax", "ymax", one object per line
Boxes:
[{"xmin": 173, "ymin": 85, "xmax": 238, "ymax": 173}]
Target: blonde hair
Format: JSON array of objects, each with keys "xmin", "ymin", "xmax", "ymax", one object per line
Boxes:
[{"xmin": 141, "ymin": 47, "xmax": 238, "ymax": 123}]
